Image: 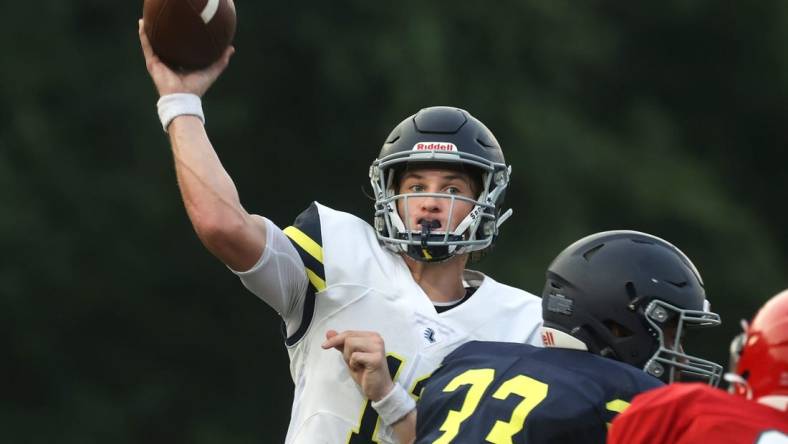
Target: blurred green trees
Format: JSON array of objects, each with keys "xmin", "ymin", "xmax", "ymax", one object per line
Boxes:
[{"xmin": 1, "ymin": 1, "xmax": 786, "ymax": 442}]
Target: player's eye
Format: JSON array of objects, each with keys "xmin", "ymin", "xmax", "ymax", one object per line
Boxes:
[
  {"xmin": 445, "ymin": 186, "xmax": 461, "ymax": 195},
  {"xmin": 409, "ymin": 184, "xmax": 426, "ymax": 193}
]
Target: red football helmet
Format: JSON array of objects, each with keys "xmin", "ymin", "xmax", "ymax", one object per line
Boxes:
[{"xmin": 728, "ymin": 289, "xmax": 788, "ymax": 405}]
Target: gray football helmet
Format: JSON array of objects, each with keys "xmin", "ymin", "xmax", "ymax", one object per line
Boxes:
[{"xmin": 370, "ymin": 106, "xmax": 512, "ymax": 262}]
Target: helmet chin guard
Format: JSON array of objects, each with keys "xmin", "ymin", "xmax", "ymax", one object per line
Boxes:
[{"xmin": 369, "ymin": 106, "xmax": 512, "ymax": 263}]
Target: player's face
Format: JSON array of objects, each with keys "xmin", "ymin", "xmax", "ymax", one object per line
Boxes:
[{"xmin": 396, "ymin": 168, "xmax": 477, "ymax": 233}]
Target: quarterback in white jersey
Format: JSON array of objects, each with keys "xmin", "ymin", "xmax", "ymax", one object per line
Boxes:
[
  {"xmin": 139, "ymin": 27, "xmax": 541, "ymax": 444},
  {"xmin": 237, "ymin": 202, "xmax": 541, "ymax": 443}
]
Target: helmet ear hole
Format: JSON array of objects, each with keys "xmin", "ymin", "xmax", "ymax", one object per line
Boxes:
[
  {"xmin": 625, "ymin": 282, "xmax": 638, "ymax": 303},
  {"xmin": 604, "ymin": 320, "xmax": 633, "ymax": 338}
]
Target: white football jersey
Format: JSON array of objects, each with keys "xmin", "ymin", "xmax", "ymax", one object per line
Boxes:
[{"xmin": 243, "ymin": 202, "xmax": 542, "ymax": 444}]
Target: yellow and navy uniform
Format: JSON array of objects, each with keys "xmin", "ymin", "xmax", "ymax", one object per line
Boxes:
[
  {"xmin": 415, "ymin": 341, "xmax": 662, "ymax": 444},
  {"xmin": 237, "ymin": 202, "xmax": 543, "ymax": 444}
]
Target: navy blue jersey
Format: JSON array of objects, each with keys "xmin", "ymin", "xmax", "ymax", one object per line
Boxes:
[{"xmin": 415, "ymin": 341, "xmax": 663, "ymax": 444}]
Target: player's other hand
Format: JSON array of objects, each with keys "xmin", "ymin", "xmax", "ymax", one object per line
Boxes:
[
  {"xmin": 138, "ymin": 19, "xmax": 234, "ymax": 97},
  {"xmin": 322, "ymin": 330, "xmax": 394, "ymax": 402}
]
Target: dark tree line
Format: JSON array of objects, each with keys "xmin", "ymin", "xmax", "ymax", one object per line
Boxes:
[{"xmin": 1, "ymin": 1, "xmax": 785, "ymax": 441}]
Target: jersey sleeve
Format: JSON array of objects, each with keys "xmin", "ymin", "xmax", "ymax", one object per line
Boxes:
[
  {"xmin": 279, "ymin": 202, "xmax": 327, "ymax": 345},
  {"xmin": 231, "ymin": 203, "xmax": 326, "ymax": 342}
]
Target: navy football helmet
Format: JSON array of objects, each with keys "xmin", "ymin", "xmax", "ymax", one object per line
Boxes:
[{"xmin": 541, "ymin": 230, "xmax": 723, "ymax": 386}]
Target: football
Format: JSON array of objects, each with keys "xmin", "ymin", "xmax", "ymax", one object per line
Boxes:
[{"xmin": 143, "ymin": 0, "xmax": 236, "ymax": 71}]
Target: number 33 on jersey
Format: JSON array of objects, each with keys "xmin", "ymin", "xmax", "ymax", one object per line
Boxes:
[{"xmin": 415, "ymin": 341, "xmax": 662, "ymax": 444}]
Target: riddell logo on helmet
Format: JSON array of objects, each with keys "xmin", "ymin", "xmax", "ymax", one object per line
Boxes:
[{"xmin": 412, "ymin": 142, "xmax": 458, "ymax": 152}]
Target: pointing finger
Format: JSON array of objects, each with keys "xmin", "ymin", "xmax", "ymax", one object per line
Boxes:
[{"xmin": 321, "ymin": 330, "xmax": 348, "ymax": 350}]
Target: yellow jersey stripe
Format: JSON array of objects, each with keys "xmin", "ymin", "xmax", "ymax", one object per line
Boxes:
[
  {"xmin": 605, "ymin": 399, "xmax": 630, "ymax": 413},
  {"xmin": 284, "ymin": 226, "xmax": 324, "ymax": 264},
  {"xmin": 306, "ymin": 268, "xmax": 327, "ymax": 292}
]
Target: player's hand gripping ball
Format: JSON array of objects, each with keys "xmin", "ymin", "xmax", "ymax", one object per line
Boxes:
[{"xmin": 143, "ymin": 0, "xmax": 236, "ymax": 71}]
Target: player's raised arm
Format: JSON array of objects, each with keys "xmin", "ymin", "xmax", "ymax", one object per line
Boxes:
[{"xmin": 138, "ymin": 19, "xmax": 265, "ymax": 272}]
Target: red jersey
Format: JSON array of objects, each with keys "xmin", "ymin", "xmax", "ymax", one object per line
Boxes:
[{"xmin": 608, "ymin": 383, "xmax": 788, "ymax": 444}]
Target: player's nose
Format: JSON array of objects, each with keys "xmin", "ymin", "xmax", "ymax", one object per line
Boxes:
[{"xmin": 419, "ymin": 194, "xmax": 442, "ymax": 212}]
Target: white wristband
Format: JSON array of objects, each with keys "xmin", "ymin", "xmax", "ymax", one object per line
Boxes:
[
  {"xmin": 156, "ymin": 93, "xmax": 205, "ymax": 133},
  {"xmin": 371, "ymin": 383, "xmax": 416, "ymax": 426}
]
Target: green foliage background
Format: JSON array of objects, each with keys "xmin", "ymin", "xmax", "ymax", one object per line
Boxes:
[{"xmin": 1, "ymin": 1, "xmax": 786, "ymax": 442}]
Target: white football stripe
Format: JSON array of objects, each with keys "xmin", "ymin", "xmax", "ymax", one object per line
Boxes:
[{"xmin": 200, "ymin": 0, "xmax": 220, "ymax": 24}]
